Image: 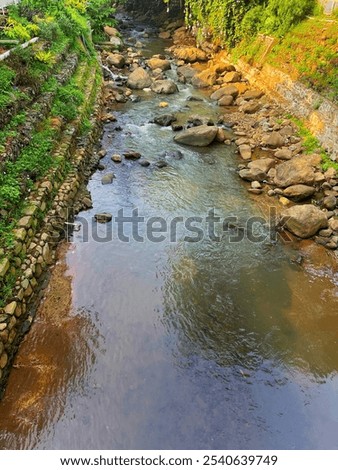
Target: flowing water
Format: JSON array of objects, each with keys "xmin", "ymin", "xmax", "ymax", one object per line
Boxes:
[{"xmin": 0, "ymin": 20, "xmax": 338, "ymax": 450}]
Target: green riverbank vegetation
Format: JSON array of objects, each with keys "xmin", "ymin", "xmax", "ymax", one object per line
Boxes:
[
  {"xmin": 178, "ymin": 0, "xmax": 337, "ymax": 102},
  {"xmin": 0, "ymin": 0, "xmax": 121, "ymax": 303}
]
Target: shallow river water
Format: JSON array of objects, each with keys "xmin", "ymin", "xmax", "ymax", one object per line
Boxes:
[{"xmin": 0, "ymin": 20, "xmax": 338, "ymax": 450}]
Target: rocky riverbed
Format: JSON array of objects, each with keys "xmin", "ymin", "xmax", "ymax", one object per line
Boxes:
[{"xmin": 97, "ymin": 17, "xmax": 338, "ymax": 252}]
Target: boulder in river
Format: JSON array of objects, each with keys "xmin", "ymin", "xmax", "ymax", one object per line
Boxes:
[
  {"xmin": 95, "ymin": 213, "xmax": 112, "ymax": 223},
  {"xmin": 174, "ymin": 125, "xmax": 218, "ymax": 147},
  {"xmin": 127, "ymin": 67, "xmax": 152, "ymax": 89},
  {"xmin": 106, "ymin": 53, "xmax": 125, "ymax": 69},
  {"xmin": 147, "ymin": 58, "xmax": 171, "ymax": 71},
  {"xmin": 104, "ymin": 26, "xmax": 119, "ymax": 37},
  {"xmin": 283, "ymin": 184, "xmax": 316, "ymax": 201},
  {"xmin": 248, "ymin": 158, "xmax": 275, "ymax": 174},
  {"xmin": 151, "ymin": 80, "xmax": 178, "ymax": 94},
  {"xmin": 218, "ymin": 95, "xmax": 234, "ymax": 106},
  {"xmin": 177, "ymin": 65, "xmax": 198, "ymax": 82},
  {"xmin": 156, "ymin": 160, "xmax": 168, "ymax": 168},
  {"xmin": 240, "ymin": 102, "xmax": 261, "ymax": 114},
  {"xmin": 111, "ymin": 154, "xmax": 122, "ymax": 163},
  {"xmin": 274, "ymin": 155, "xmax": 320, "ymax": 188},
  {"xmin": 153, "ymin": 114, "xmax": 177, "ymax": 127},
  {"xmin": 191, "ymin": 70, "xmax": 217, "ymax": 88},
  {"xmin": 239, "ymin": 168, "xmax": 267, "ymax": 182},
  {"xmin": 101, "ymin": 173, "xmax": 115, "ymax": 185},
  {"xmin": 275, "ymin": 147, "xmax": 292, "ymax": 160},
  {"xmin": 210, "ymin": 85, "xmax": 239, "ymax": 100},
  {"xmin": 139, "ymin": 160, "xmax": 151, "ymax": 167},
  {"xmin": 222, "ymin": 71, "xmax": 242, "ymax": 83},
  {"xmin": 123, "ymin": 151, "xmax": 141, "ymax": 160},
  {"xmin": 173, "ymin": 47, "xmax": 207, "ymax": 63},
  {"xmin": 280, "ymin": 205, "xmax": 328, "ymax": 238}
]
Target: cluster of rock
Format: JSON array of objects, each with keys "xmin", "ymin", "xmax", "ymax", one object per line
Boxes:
[
  {"xmin": 100, "ymin": 21, "xmax": 338, "ymax": 248},
  {"xmin": 101, "ymin": 25, "xmax": 180, "ymax": 105},
  {"xmin": 161, "ymin": 26, "xmax": 338, "ymax": 248}
]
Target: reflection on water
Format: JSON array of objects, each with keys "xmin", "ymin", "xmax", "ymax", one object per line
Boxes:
[
  {"xmin": 1, "ymin": 20, "xmax": 338, "ymax": 450},
  {"xmin": 0, "ymin": 245, "xmax": 101, "ymax": 449}
]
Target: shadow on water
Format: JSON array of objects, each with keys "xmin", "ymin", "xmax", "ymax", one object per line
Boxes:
[{"xmin": 0, "ymin": 244, "xmax": 102, "ymax": 450}]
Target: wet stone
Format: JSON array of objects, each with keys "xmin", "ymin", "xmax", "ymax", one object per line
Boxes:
[
  {"xmin": 112, "ymin": 154, "xmax": 122, "ymax": 163},
  {"xmin": 101, "ymin": 173, "xmax": 115, "ymax": 185},
  {"xmin": 95, "ymin": 213, "xmax": 113, "ymax": 223},
  {"xmin": 139, "ymin": 160, "xmax": 151, "ymax": 167}
]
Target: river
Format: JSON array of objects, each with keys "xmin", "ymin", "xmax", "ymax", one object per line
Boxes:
[{"xmin": 0, "ymin": 17, "xmax": 338, "ymax": 450}]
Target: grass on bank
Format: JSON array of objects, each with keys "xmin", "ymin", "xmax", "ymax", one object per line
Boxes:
[
  {"xmin": 232, "ymin": 14, "xmax": 338, "ymax": 102},
  {"xmin": 286, "ymin": 114, "xmax": 338, "ymax": 172}
]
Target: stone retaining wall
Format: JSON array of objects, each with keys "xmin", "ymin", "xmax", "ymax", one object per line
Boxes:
[
  {"xmin": 0, "ymin": 64, "xmax": 104, "ymax": 395},
  {"xmin": 234, "ymin": 59, "xmax": 338, "ymax": 160}
]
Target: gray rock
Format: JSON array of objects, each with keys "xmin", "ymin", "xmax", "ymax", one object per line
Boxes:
[
  {"xmin": 139, "ymin": 160, "xmax": 151, "ymax": 167},
  {"xmin": 156, "ymin": 160, "xmax": 168, "ymax": 168},
  {"xmin": 173, "ymin": 47, "xmax": 207, "ymax": 63},
  {"xmin": 248, "ymin": 158, "xmax": 275, "ymax": 174},
  {"xmin": 262, "ymin": 132, "xmax": 285, "ymax": 148},
  {"xmin": 109, "ymin": 36, "xmax": 123, "ymax": 49},
  {"xmin": 127, "ymin": 67, "xmax": 152, "ymax": 89},
  {"xmin": 222, "ymin": 71, "xmax": 241, "ymax": 83},
  {"xmin": 147, "ymin": 58, "xmax": 171, "ymax": 71},
  {"xmin": 151, "ymin": 80, "xmax": 178, "ymax": 94},
  {"xmin": 82, "ymin": 197, "xmax": 93, "ymax": 209},
  {"xmin": 238, "ymin": 144, "xmax": 252, "ymax": 160},
  {"xmin": 107, "ymin": 53, "xmax": 125, "ymax": 68},
  {"xmin": 177, "ymin": 65, "xmax": 198, "ymax": 82},
  {"xmin": 111, "ymin": 154, "xmax": 122, "ymax": 163},
  {"xmin": 153, "ymin": 114, "xmax": 177, "ymax": 126},
  {"xmin": 329, "ymin": 218, "xmax": 338, "ymax": 232},
  {"xmin": 248, "ymin": 188, "xmax": 263, "ymax": 195},
  {"xmin": 174, "ymin": 125, "xmax": 218, "ymax": 147},
  {"xmin": 283, "ymin": 184, "xmax": 316, "ymax": 201},
  {"xmin": 95, "ymin": 213, "xmax": 112, "ymax": 223},
  {"xmin": 323, "ymin": 195, "xmax": 337, "ymax": 210},
  {"xmin": 241, "ymin": 102, "xmax": 261, "ymax": 114},
  {"xmin": 280, "ymin": 205, "xmax": 328, "ymax": 238},
  {"xmin": 210, "ymin": 85, "xmax": 239, "ymax": 100},
  {"xmin": 239, "ymin": 168, "xmax": 267, "ymax": 182},
  {"xmin": 101, "ymin": 173, "xmax": 115, "ymax": 184},
  {"xmin": 98, "ymin": 149, "xmax": 107, "ymax": 158},
  {"xmin": 242, "ymin": 90, "xmax": 264, "ymax": 101},
  {"xmin": 275, "ymin": 148, "xmax": 292, "ymax": 160},
  {"xmin": 123, "ymin": 151, "xmax": 141, "ymax": 160},
  {"xmin": 251, "ymin": 181, "xmax": 262, "ymax": 189},
  {"xmin": 274, "ymin": 155, "xmax": 319, "ymax": 188},
  {"xmin": 218, "ymin": 95, "xmax": 234, "ymax": 106}
]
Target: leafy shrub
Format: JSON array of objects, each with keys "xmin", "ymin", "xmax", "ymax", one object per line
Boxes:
[
  {"xmin": 4, "ymin": 15, "xmax": 39, "ymax": 41},
  {"xmin": 0, "ymin": 65, "xmax": 15, "ymax": 93},
  {"xmin": 87, "ymin": 0, "xmax": 116, "ymax": 36},
  {"xmin": 183, "ymin": 0, "xmax": 316, "ymax": 46},
  {"xmin": 5, "ymin": 46, "xmax": 37, "ymax": 87},
  {"xmin": 52, "ymin": 81, "xmax": 84, "ymax": 121},
  {"xmin": 263, "ymin": 0, "xmax": 316, "ymax": 36},
  {"xmin": 35, "ymin": 50, "xmax": 56, "ymax": 65}
]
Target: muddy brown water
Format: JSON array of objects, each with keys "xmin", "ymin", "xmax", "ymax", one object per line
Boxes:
[{"xmin": 0, "ymin": 20, "xmax": 338, "ymax": 450}]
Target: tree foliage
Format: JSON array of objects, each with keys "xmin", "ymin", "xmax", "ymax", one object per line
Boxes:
[{"xmin": 181, "ymin": 0, "xmax": 316, "ymax": 46}]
